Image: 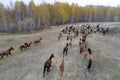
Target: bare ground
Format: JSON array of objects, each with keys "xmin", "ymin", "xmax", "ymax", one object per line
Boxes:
[{"xmin": 0, "ymin": 22, "xmax": 120, "ymax": 80}]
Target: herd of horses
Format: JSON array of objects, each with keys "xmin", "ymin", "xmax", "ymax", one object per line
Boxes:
[
  {"xmin": 43, "ymin": 24, "xmax": 109, "ymax": 78},
  {"xmin": 0, "ymin": 37, "xmax": 42, "ymax": 60},
  {"xmin": 0, "ymin": 24, "xmax": 109, "ymax": 78},
  {"xmin": 19, "ymin": 37, "xmax": 42, "ymax": 52}
]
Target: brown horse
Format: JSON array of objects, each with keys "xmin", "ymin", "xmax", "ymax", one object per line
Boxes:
[
  {"xmin": 63, "ymin": 43, "xmax": 68, "ymax": 57},
  {"xmin": 28, "ymin": 41, "xmax": 32, "ymax": 48},
  {"xmin": 43, "ymin": 54, "xmax": 54, "ymax": 78},
  {"xmin": 80, "ymin": 39, "xmax": 86, "ymax": 55},
  {"xmin": 59, "ymin": 59, "xmax": 64, "ymax": 77},
  {"xmin": 33, "ymin": 37, "xmax": 42, "ymax": 45},
  {"xmin": 19, "ymin": 44, "xmax": 27, "ymax": 52},
  {"xmin": 24, "ymin": 41, "xmax": 32, "ymax": 48},
  {"xmin": 0, "ymin": 47, "xmax": 14, "ymax": 59}
]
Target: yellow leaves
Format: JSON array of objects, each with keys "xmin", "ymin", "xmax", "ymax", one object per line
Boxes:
[{"xmin": 15, "ymin": 1, "xmax": 20, "ymax": 9}]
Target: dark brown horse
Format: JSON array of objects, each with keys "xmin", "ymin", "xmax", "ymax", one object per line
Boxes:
[
  {"xmin": 0, "ymin": 47, "xmax": 14, "ymax": 59},
  {"xmin": 33, "ymin": 37, "xmax": 42, "ymax": 45},
  {"xmin": 24, "ymin": 41, "xmax": 32, "ymax": 48},
  {"xmin": 43, "ymin": 54, "xmax": 54, "ymax": 78},
  {"xmin": 63, "ymin": 43, "xmax": 68, "ymax": 57},
  {"xmin": 19, "ymin": 44, "xmax": 27, "ymax": 52}
]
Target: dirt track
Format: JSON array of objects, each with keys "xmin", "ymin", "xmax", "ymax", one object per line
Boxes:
[{"xmin": 0, "ymin": 23, "xmax": 120, "ymax": 80}]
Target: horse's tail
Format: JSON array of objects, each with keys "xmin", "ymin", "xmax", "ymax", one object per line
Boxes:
[{"xmin": 43, "ymin": 66, "xmax": 46, "ymax": 78}]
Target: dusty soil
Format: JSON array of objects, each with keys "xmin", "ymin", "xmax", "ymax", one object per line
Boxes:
[{"xmin": 0, "ymin": 22, "xmax": 120, "ymax": 80}]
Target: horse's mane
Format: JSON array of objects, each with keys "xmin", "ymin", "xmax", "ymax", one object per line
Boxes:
[{"xmin": 9, "ymin": 47, "xmax": 13, "ymax": 51}]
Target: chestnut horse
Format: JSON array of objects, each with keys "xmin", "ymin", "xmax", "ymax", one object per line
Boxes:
[
  {"xmin": 59, "ymin": 59, "xmax": 64, "ymax": 77},
  {"xmin": 0, "ymin": 47, "xmax": 14, "ymax": 59},
  {"xmin": 33, "ymin": 37, "xmax": 42, "ymax": 45},
  {"xmin": 43, "ymin": 54, "xmax": 54, "ymax": 78}
]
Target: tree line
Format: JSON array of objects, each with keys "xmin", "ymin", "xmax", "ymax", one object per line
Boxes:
[{"xmin": 0, "ymin": 0, "xmax": 120, "ymax": 33}]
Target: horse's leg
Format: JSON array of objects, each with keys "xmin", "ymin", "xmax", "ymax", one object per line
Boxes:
[
  {"xmin": 80, "ymin": 48, "xmax": 83, "ymax": 55},
  {"xmin": 9, "ymin": 51, "xmax": 12, "ymax": 55},
  {"xmin": 47, "ymin": 67, "xmax": 51, "ymax": 72},
  {"xmin": 9, "ymin": 53, "xmax": 11, "ymax": 56},
  {"xmin": 47, "ymin": 68, "xmax": 49, "ymax": 72},
  {"xmin": 61, "ymin": 71, "xmax": 63, "ymax": 77},
  {"xmin": 49, "ymin": 68, "xmax": 50, "ymax": 72},
  {"xmin": 20, "ymin": 48, "xmax": 22, "ymax": 52},
  {"xmin": 43, "ymin": 67, "xmax": 46, "ymax": 78},
  {"xmin": 63, "ymin": 49, "xmax": 65, "ymax": 57},
  {"xmin": 1, "ymin": 54, "xmax": 4, "ymax": 59},
  {"xmin": 21, "ymin": 48, "xmax": 23, "ymax": 52},
  {"xmin": 66, "ymin": 50, "xmax": 67, "ymax": 55},
  {"xmin": 6, "ymin": 54, "xmax": 9, "ymax": 57},
  {"xmin": 87, "ymin": 60, "xmax": 92, "ymax": 72},
  {"xmin": 0, "ymin": 55, "xmax": 1, "ymax": 60},
  {"xmin": 23, "ymin": 48, "xmax": 25, "ymax": 51}
]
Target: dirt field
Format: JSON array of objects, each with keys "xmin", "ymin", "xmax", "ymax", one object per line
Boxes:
[{"xmin": 0, "ymin": 22, "xmax": 120, "ymax": 80}]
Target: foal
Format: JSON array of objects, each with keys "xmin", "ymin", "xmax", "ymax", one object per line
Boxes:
[
  {"xmin": 59, "ymin": 59, "xmax": 64, "ymax": 77},
  {"xmin": 34, "ymin": 37, "xmax": 42, "ymax": 45},
  {"xmin": 43, "ymin": 54, "xmax": 54, "ymax": 78}
]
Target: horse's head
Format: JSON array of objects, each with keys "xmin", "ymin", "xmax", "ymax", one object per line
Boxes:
[
  {"xmin": 49, "ymin": 53, "xmax": 54, "ymax": 59},
  {"xmin": 10, "ymin": 47, "xmax": 14, "ymax": 50},
  {"xmin": 51, "ymin": 53, "xmax": 54, "ymax": 58},
  {"xmin": 24, "ymin": 42, "xmax": 28, "ymax": 45}
]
